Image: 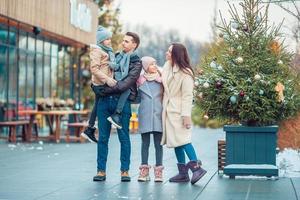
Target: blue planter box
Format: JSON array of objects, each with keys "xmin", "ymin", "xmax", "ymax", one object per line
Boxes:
[{"xmin": 223, "ymin": 125, "xmax": 278, "ymax": 178}]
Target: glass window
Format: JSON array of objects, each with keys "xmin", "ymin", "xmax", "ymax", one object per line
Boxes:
[
  {"xmin": 0, "ymin": 24, "xmax": 8, "ymax": 44},
  {"xmin": 19, "ymin": 52, "xmax": 26, "ymax": 103},
  {"xmin": 18, "ymin": 31, "xmax": 27, "ymax": 50},
  {"xmin": 27, "ymin": 55, "xmax": 34, "ymax": 108},
  {"xmin": 8, "ymin": 27, "xmax": 16, "ymax": 46},
  {"xmin": 51, "ymin": 44, "xmax": 58, "ymax": 56},
  {"xmin": 36, "ymin": 38, "xmax": 43, "ymax": 53},
  {"xmin": 44, "ymin": 55, "xmax": 51, "ymax": 97},
  {"xmin": 0, "ymin": 44, "xmax": 7, "ymax": 105},
  {"xmin": 51, "ymin": 56, "xmax": 58, "ymax": 97},
  {"xmin": 27, "ymin": 36, "xmax": 35, "ymax": 52},
  {"xmin": 64, "ymin": 53, "xmax": 71, "ymax": 98},
  {"xmin": 8, "ymin": 47, "xmax": 17, "ymax": 115},
  {"xmin": 44, "ymin": 41, "xmax": 51, "ymax": 56},
  {"xmin": 36, "ymin": 53, "xmax": 43, "ymax": 97}
]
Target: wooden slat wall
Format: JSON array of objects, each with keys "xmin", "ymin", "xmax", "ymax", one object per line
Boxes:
[{"xmin": 0, "ymin": 0, "xmax": 97, "ymax": 45}]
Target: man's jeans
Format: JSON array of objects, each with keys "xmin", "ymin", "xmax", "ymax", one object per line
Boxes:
[{"xmin": 97, "ymin": 95, "xmax": 131, "ymax": 172}]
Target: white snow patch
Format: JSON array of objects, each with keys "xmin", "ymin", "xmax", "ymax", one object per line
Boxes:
[
  {"xmin": 36, "ymin": 146, "xmax": 43, "ymax": 150},
  {"xmin": 277, "ymin": 148, "xmax": 300, "ymax": 177},
  {"xmin": 8, "ymin": 144, "xmax": 16, "ymax": 149}
]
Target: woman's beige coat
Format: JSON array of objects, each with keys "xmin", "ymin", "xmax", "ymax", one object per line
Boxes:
[{"xmin": 161, "ymin": 61, "xmax": 194, "ymax": 148}]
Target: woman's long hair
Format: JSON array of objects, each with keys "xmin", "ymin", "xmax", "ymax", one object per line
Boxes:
[{"xmin": 171, "ymin": 43, "xmax": 194, "ymax": 78}]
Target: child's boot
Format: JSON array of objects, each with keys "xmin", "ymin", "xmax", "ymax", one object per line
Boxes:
[
  {"xmin": 81, "ymin": 126, "xmax": 97, "ymax": 143},
  {"xmin": 138, "ymin": 165, "xmax": 151, "ymax": 182},
  {"xmin": 154, "ymin": 165, "xmax": 164, "ymax": 182},
  {"xmin": 107, "ymin": 112, "xmax": 122, "ymax": 129},
  {"xmin": 169, "ymin": 163, "xmax": 190, "ymax": 183},
  {"xmin": 187, "ymin": 160, "xmax": 207, "ymax": 184}
]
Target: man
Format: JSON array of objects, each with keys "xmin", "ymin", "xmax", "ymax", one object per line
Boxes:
[{"xmin": 93, "ymin": 32, "xmax": 142, "ymax": 182}]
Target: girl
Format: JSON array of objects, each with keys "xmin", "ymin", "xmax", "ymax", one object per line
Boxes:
[
  {"xmin": 161, "ymin": 43, "xmax": 206, "ymax": 185},
  {"xmin": 136, "ymin": 56, "xmax": 164, "ymax": 182}
]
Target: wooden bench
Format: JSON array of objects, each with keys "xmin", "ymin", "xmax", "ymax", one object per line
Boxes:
[
  {"xmin": 218, "ymin": 140, "xmax": 226, "ymax": 173},
  {"xmin": 0, "ymin": 120, "xmax": 30, "ymax": 142},
  {"xmin": 65, "ymin": 122, "xmax": 89, "ymax": 143}
]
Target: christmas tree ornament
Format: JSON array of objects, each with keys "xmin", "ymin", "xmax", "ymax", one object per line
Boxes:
[
  {"xmin": 197, "ymin": 92, "xmax": 203, "ymax": 100},
  {"xmin": 197, "ymin": 68, "xmax": 204, "ymax": 75},
  {"xmin": 239, "ymin": 90, "xmax": 245, "ymax": 97},
  {"xmin": 231, "ymin": 21, "xmax": 239, "ymax": 29},
  {"xmin": 259, "ymin": 90, "xmax": 264, "ymax": 95},
  {"xmin": 254, "ymin": 74, "xmax": 261, "ymax": 80},
  {"xmin": 242, "ymin": 24, "xmax": 249, "ymax": 32},
  {"xmin": 203, "ymin": 82, "xmax": 210, "ymax": 88},
  {"xmin": 256, "ymin": 15, "xmax": 261, "ymax": 24},
  {"xmin": 216, "ymin": 81, "xmax": 222, "ymax": 89},
  {"xmin": 203, "ymin": 114, "xmax": 209, "ymax": 120},
  {"xmin": 277, "ymin": 60, "xmax": 283, "ymax": 65},
  {"xmin": 229, "ymin": 47, "xmax": 235, "ymax": 54},
  {"xmin": 235, "ymin": 57, "xmax": 244, "ymax": 64},
  {"xmin": 275, "ymin": 82, "xmax": 285, "ymax": 102},
  {"xmin": 269, "ymin": 40, "xmax": 281, "ymax": 55},
  {"xmin": 210, "ymin": 61, "xmax": 218, "ymax": 69},
  {"xmin": 230, "ymin": 96, "xmax": 237, "ymax": 104},
  {"xmin": 223, "ymin": 34, "xmax": 230, "ymax": 40},
  {"xmin": 194, "ymin": 81, "xmax": 199, "ymax": 87}
]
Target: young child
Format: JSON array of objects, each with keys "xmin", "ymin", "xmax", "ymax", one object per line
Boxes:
[
  {"xmin": 136, "ymin": 56, "xmax": 164, "ymax": 182},
  {"xmin": 81, "ymin": 26, "xmax": 130, "ymax": 143}
]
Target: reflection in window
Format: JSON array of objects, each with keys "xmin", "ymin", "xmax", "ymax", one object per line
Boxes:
[
  {"xmin": 19, "ymin": 32, "xmax": 27, "ymax": 50},
  {"xmin": 27, "ymin": 55, "xmax": 34, "ymax": 107},
  {"xmin": 8, "ymin": 47, "xmax": 16, "ymax": 112},
  {"xmin": 44, "ymin": 41, "xmax": 51, "ymax": 56},
  {"xmin": 36, "ymin": 38, "xmax": 43, "ymax": 53},
  {"xmin": 64, "ymin": 53, "xmax": 71, "ymax": 99},
  {"xmin": 44, "ymin": 55, "xmax": 51, "ymax": 97},
  {"xmin": 51, "ymin": 56, "xmax": 58, "ymax": 97},
  {"xmin": 36, "ymin": 53, "xmax": 43, "ymax": 97},
  {"xmin": 27, "ymin": 36, "xmax": 35, "ymax": 52},
  {"xmin": 0, "ymin": 45, "xmax": 7, "ymax": 104},
  {"xmin": 0, "ymin": 24, "xmax": 8, "ymax": 44},
  {"xmin": 19, "ymin": 52, "xmax": 26, "ymax": 105}
]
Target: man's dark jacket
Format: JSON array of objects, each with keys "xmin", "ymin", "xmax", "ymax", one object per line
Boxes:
[{"xmin": 100, "ymin": 53, "xmax": 142, "ymax": 101}]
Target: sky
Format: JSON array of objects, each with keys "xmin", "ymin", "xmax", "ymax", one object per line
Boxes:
[{"xmin": 114, "ymin": 0, "xmax": 299, "ymax": 50}]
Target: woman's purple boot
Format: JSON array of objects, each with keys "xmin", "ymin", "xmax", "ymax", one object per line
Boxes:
[
  {"xmin": 169, "ymin": 163, "xmax": 190, "ymax": 183},
  {"xmin": 187, "ymin": 160, "xmax": 207, "ymax": 184}
]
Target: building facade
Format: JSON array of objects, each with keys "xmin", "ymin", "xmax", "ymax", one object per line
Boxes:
[{"xmin": 0, "ymin": 0, "xmax": 98, "ymax": 120}]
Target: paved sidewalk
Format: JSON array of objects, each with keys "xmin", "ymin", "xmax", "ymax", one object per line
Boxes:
[{"xmin": 0, "ymin": 128, "xmax": 299, "ymax": 200}]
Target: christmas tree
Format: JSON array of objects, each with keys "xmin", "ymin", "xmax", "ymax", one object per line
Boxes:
[{"xmin": 194, "ymin": 0, "xmax": 300, "ymax": 126}]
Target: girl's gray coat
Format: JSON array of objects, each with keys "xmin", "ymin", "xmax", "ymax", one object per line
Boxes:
[{"xmin": 137, "ymin": 81, "xmax": 163, "ymax": 134}]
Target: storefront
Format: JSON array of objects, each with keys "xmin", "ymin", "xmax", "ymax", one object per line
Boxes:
[{"xmin": 0, "ymin": 0, "xmax": 98, "ymax": 120}]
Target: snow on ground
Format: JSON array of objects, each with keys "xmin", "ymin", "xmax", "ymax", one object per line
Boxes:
[{"xmin": 277, "ymin": 148, "xmax": 300, "ymax": 177}]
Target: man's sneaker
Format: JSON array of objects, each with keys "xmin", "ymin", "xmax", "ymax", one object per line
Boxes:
[
  {"xmin": 93, "ymin": 171, "xmax": 106, "ymax": 181},
  {"xmin": 80, "ymin": 126, "xmax": 97, "ymax": 143},
  {"xmin": 121, "ymin": 171, "xmax": 131, "ymax": 182},
  {"xmin": 107, "ymin": 113, "xmax": 122, "ymax": 129}
]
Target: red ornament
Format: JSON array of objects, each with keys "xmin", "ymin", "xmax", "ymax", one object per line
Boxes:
[
  {"xmin": 239, "ymin": 90, "xmax": 245, "ymax": 97},
  {"xmin": 216, "ymin": 81, "xmax": 222, "ymax": 89}
]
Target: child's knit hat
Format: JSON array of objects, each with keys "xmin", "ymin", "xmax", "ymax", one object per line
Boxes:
[
  {"xmin": 141, "ymin": 56, "xmax": 156, "ymax": 71},
  {"xmin": 96, "ymin": 26, "xmax": 112, "ymax": 44}
]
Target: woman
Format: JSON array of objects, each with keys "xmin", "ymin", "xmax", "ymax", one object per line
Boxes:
[{"xmin": 161, "ymin": 43, "xmax": 206, "ymax": 184}]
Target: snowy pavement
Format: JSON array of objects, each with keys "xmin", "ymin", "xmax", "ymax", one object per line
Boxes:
[{"xmin": 0, "ymin": 128, "xmax": 299, "ymax": 200}]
